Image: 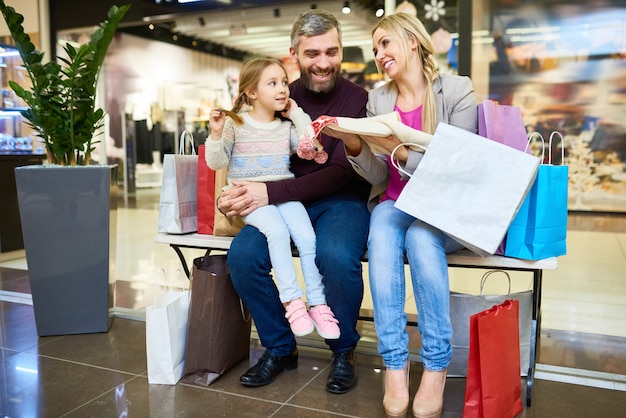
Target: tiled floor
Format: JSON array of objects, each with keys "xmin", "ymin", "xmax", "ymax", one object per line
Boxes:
[{"xmin": 1, "ymin": 190, "xmax": 626, "ymax": 417}]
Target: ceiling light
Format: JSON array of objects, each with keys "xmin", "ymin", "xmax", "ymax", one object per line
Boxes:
[
  {"xmin": 375, "ymin": 7, "xmax": 385, "ymax": 18},
  {"xmin": 342, "ymin": 1, "xmax": 351, "ymax": 14}
]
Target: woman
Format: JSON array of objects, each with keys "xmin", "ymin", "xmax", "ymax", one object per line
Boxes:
[{"xmin": 340, "ymin": 13, "xmax": 477, "ymax": 418}]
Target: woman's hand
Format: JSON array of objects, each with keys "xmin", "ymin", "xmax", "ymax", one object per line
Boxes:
[
  {"xmin": 321, "ymin": 126, "xmax": 364, "ymax": 156},
  {"xmin": 217, "ymin": 181, "xmax": 268, "ymax": 217},
  {"xmin": 364, "ymin": 134, "xmax": 407, "ymax": 159}
]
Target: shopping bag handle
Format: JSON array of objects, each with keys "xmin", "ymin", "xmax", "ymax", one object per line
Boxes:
[
  {"xmin": 548, "ymin": 131, "xmax": 566, "ymax": 166},
  {"xmin": 525, "ymin": 132, "xmax": 546, "ymax": 161},
  {"xmin": 479, "ymin": 269, "xmax": 512, "ymax": 296},
  {"xmin": 390, "ymin": 142, "xmax": 427, "ymax": 178},
  {"xmin": 526, "ymin": 131, "xmax": 565, "ymax": 165},
  {"xmin": 153, "ymin": 268, "xmax": 189, "ymax": 307},
  {"xmin": 178, "ymin": 131, "xmax": 197, "ymax": 156},
  {"xmin": 153, "ymin": 268, "xmax": 167, "ymax": 307}
]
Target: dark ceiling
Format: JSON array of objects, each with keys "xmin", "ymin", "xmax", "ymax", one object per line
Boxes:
[{"xmin": 51, "ymin": 0, "xmax": 459, "ymax": 62}]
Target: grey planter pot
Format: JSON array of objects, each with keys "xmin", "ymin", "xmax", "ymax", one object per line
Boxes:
[{"xmin": 15, "ymin": 165, "xmax": 118, "ymax": 336}]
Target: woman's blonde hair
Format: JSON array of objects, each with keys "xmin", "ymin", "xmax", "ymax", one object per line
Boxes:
[
  {"xmin": 372, "ymin": 13, "xmax": 439, "ymax": 134},
  {"xmin": 222, "ymin": 57, "xmax": 286, "ymax": 125}
]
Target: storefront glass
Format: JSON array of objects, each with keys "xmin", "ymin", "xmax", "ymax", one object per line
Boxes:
[{"xmin": 480, "ymin": 0, "xmax": 626, "ymax": 212}]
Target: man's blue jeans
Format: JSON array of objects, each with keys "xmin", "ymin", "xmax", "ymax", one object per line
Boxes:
[
  {"xmin": 228, "ymin": 196, "xmax": 370, "ymax": 356},
  {"xmin": 368, "ymin": 200, "xmax": 463, "ymax": 371}
]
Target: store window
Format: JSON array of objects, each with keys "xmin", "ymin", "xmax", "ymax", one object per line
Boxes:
[{"xmin": 483, "ymin": 0, "xmax": 626, "ymax": 212}]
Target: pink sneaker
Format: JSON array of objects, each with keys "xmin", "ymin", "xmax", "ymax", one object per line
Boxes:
[
  {"xmin": 285, "ymin": 299, "xmax": 314, "ymax": 337},
  {"xmin": 308, "ymin": 304, "xmax": 340, "ymax": 339}
]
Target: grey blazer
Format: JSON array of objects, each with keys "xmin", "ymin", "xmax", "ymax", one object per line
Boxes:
[{"xmin": 348, "ymin": 73, "xmax": 478, "ymax": 209}]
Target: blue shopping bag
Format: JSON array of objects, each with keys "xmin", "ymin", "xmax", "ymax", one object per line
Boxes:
[{"xmin": 505, "ymin": 132, "xmax": 568, "ymax": 260}]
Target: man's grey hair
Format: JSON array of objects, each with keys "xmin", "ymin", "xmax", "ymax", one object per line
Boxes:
[{"xmin": 290, "ymin": 9, "xmax": 343, "ymax": 52}]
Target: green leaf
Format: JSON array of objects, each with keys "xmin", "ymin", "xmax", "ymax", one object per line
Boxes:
[{"xmin": 0, "ymin": 1, "xmax": 130, "ymax": 165}]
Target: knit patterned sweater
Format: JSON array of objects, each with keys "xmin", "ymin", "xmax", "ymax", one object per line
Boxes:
[{"xmin": 205, "ymin": 109, "xmax": 312, "ymax": 184}]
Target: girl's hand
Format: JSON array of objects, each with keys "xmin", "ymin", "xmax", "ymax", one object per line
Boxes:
[
  {"xmin": 281, "ymin": 98, "xmax": 298, "ymax": 119},
  {"xmin": 208, "ymin": 108, "xmax": 226, "ymax": 140}
]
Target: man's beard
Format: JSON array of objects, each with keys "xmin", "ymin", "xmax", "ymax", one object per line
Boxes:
[{"xmin": 299, "ymin": 65, "xmax": 341, "ymax": 93}]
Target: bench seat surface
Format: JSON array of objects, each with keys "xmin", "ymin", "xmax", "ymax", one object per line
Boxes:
[{"xmin": 154, "ymin": 233, "xmax": 557, "ymax": 270}]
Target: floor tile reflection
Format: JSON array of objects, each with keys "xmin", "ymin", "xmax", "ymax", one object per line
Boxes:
[
  {"xmin": 1, "ymin": 191, "xmax": 626, "ymax": 416},
  {"xmin": 0, "ymin": 308, "xmax": 625, "ymax": 417}
]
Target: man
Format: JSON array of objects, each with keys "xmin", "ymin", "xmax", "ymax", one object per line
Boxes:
[{"xmin": 217, "ymin": 9, "xmax": 370, "ymax": 394}]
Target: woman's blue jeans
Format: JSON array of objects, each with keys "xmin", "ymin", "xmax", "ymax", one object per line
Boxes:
[
  {"xmin": 228, "ymin": 196, "xmax": 369, "ymax": 356},
  {"xmin": 368, "ymin": 200, "xmax": 463, "ymax": 371}
]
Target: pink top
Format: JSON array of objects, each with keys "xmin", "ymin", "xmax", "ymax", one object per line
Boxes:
[{"xmin": 380, "ymin": 105, "xmax": 423, "ymax": 202}]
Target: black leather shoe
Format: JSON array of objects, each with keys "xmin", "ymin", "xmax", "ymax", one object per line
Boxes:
[
  {"xmin": 239, "ymin": 348, "xmax": 298, "ymax": 387},
  {"xmin": 326, "ymin": 349, "xmax": 357, "ymax": 394}
]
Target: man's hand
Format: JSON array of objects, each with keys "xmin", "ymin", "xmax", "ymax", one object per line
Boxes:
[{"xmin": 217, "ymin": 181, "xmax": 269, "ymax": 217}]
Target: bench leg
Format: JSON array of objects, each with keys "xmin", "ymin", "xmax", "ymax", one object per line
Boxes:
[
  {"xmin": 526, "ymin": 269, "xmax": 543, "ymax": 406},
  {"xmin": 170, "ymin": 244, "xmax": 191, "ymax": 279}
]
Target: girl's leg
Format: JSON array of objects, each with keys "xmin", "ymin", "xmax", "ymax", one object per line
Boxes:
[
  {"xmin": 245, "ymin": 205, "xmax": 303, "ymax": 303},
  {"xmin": 277, "ymin": 201, "xmax": 325, "ymax": 306}
]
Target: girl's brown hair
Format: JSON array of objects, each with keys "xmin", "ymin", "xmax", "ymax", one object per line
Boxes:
[
  {"xmin": 222, "ymin": 57, "xmax": 286, "ymax": 125},
  {"xmin": 372, "ymin": 13, "xmax": 439, "ymax": 134}
]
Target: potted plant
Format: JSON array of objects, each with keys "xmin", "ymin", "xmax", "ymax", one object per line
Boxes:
[{"xmin": 0, "ymin": 2, "xmax": 130, "ymax": 336}]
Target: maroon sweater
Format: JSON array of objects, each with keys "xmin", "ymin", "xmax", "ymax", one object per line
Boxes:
[{"xmin": 267, "ymin": 77, "xmax": 370, "ymax": 205}]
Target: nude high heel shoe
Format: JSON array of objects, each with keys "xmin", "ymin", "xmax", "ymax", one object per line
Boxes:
[
  {"xmin": 383, "ymin": 363, "xmax": 410, "ymax": 418},
  {"xmin": 412, "ymin": 369, "xmax": 446, "ymax": 418}
]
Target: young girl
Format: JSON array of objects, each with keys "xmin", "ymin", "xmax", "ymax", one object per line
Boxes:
[{"xmin": 205, "ymin": 57, "xmax": 340, "ymax": 340}]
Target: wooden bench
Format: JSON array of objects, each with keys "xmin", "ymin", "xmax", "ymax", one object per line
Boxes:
[{"xmin": 154, "ymin": 232, "xmax": 557, "ymax": 405}]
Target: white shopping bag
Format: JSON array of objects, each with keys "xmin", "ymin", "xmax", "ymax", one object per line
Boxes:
[
  {"xmin": 146, "ymin": 270, "xmax": 190, "ymax": 385},
  {"xmin": 394, "ymin": 123, "xmax": 540, "ymax": 256},
  {"xmin": 158, "ymin": 131, "xmax": 198, "ymax": 234}
]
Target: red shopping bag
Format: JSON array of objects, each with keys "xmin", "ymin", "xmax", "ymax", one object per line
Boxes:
[
  {"xmin": 197, "ymin": 145, "xmax": 216, "ymax": 235},
  {"xmin": 463, "ymin": 299, "xmax": 524, "ymax": 418}
]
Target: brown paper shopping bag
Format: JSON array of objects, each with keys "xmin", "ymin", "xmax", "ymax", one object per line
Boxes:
[
  {"xmin": 213, "ymin": 168, "xmax": 245, "ymax": 236},
  {"xmin": 181, "ymin": 254, "xmax": 251, "ymax": 386}
]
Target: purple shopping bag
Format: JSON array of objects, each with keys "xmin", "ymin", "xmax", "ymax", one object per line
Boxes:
[
  {"xmin": 478, "ymin": 100, "xmax": 530, "ymax": 254},
  {"xmin": 478, "ymin": 100, "xmax": 529, "ymax": 152}
]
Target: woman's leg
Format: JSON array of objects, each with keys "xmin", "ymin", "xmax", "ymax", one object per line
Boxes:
[
  {"xmin": 405, "ymin": 219, "xmax": 463, "ymax": 371},
  {"xmin": 368, "ymin": 200, "xmax": 414, "ymax": 370}
]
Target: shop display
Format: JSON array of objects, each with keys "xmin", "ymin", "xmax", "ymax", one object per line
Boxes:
[{"xmin": 0, "ymin": 46, "xmax": 37, "ymax": 155}]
